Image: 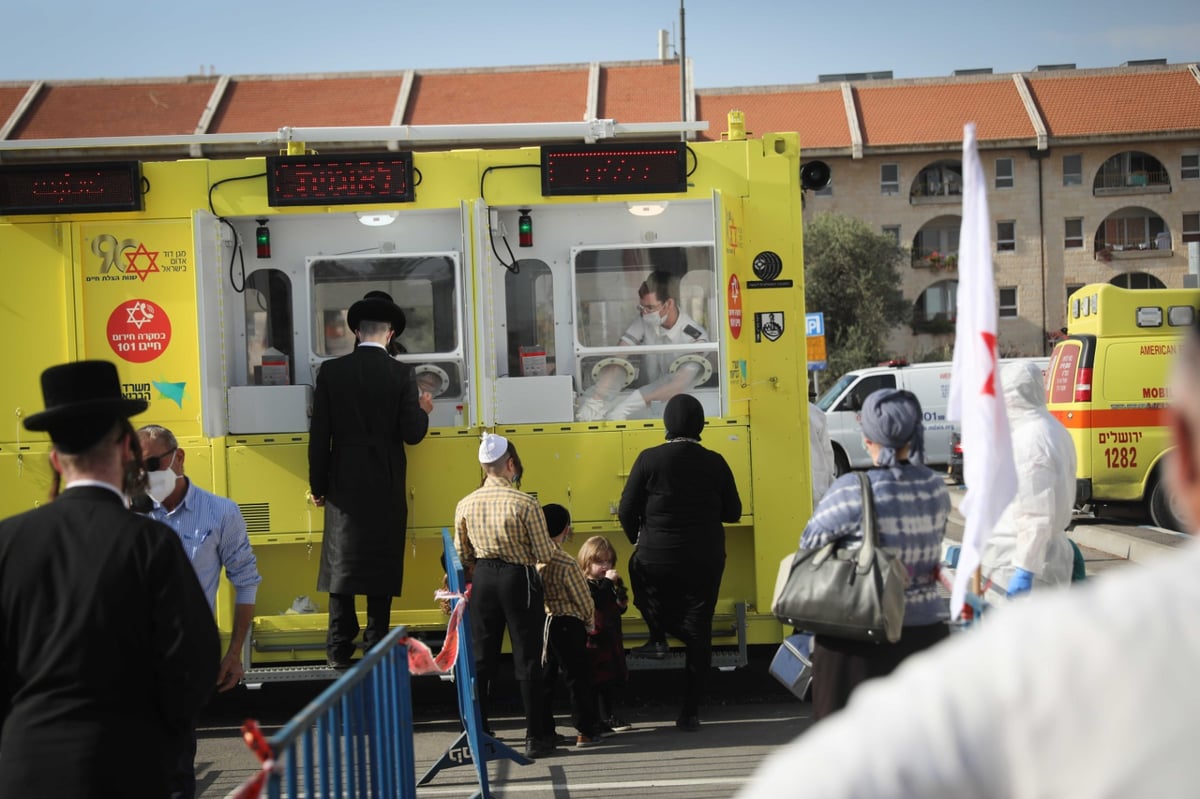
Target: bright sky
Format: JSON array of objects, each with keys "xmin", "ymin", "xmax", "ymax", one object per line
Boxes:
[{"xmin": 4, "ymin": 0, "xmax": 1197, "ymax": 89}]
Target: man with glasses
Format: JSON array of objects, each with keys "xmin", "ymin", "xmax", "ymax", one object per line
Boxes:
[
  {"xmin": 577, "ymin": 270, "xmax": 708, "ymax": 421},
  {"xmin": 137, "ymin": 423, "xmax": 261, "ymax": 799}
]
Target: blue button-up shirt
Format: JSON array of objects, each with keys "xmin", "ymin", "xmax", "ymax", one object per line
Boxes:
[{"xmin": 147, "ymin": 479, "xmax": 261, "ymax": 610}]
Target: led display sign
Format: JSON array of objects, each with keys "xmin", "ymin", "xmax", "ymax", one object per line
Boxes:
[
  {"xmin": 0, "ymin": 161, "xmax": 142, "ymax": 215},
  {"xmin": 541, "ymin": 143, "xmax": 688, "ymax": 196},
  {"xmin": 266, "ymin": 153, "xmax": 414, "ymax": 207}
]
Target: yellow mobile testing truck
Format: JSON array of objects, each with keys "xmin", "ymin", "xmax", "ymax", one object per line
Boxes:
[
  {"xmin": 1047, "ymin": 283, "xmax": 1200, "ymax": 531},
  {"xmin": 0, "ymin": 116, "xmax": 814, "ymax": 683}
]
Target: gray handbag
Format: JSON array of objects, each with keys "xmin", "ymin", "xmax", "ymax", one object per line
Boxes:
[{"xmin": 771, "ymin": 472, "xmax": 909, "ymax": 643}]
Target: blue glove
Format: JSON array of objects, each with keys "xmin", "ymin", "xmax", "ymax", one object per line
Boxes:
[{"xmin": 1006, "ymin": 567, "xmax": 1035, "ymax": 597}]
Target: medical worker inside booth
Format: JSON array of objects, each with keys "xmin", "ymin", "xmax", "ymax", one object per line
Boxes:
[{"xmin": 572, "ymin": 244, "xmax": 720, "ymax": 422}]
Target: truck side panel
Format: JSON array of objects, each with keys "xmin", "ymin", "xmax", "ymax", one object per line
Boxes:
[{"xmin": 0, "ymin": 136, "xmax": 810, "ymax": 677}]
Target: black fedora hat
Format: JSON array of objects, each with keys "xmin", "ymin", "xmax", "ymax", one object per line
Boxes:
[
  {"xmin": 24, "ymin": 361, "xmax": 147, "ymax": 450},
  {"xmin": 347, "ymin": 291, "xmax": 406, "ymax": 336}
]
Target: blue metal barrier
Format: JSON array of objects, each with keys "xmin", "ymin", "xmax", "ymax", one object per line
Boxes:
[
  {"xmin": 244, "ymin": 625, "xmax": 417, "ymax": 799},
  {"xmin": 418, "ymin": 528, "xmax": 530, "ymax": 797}
]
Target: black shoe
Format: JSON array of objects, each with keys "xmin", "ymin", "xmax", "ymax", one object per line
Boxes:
[
  {"xmin": 535, "ymin": 732, "xmax": 571, "ymax": 747},
  {"xmin": 675, "ymin": 715, "xmax": 701, "ymax": 732},
  {"xmin": 603, "ymin": 715, "xmax": 632, "ymax": 732},
  {"xmin": 327, "ymin": 656, "xmax": 354, "ymax": 671},
  {"xmin": 630, "ymin": 640, "xmax": 668, "ymax": 659},
  {"xmin": 524, "ymin": 737, "xmax": 557, "ymax": 759}
]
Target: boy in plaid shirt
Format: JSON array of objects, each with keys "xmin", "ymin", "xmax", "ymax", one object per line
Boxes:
[{"xmin": 535, "ymin": 504, "xmax": 605, "ymax": 750}]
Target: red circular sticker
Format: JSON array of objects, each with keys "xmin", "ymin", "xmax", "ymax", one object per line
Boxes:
[
  {"xmin": 106, "ymin": 299, "xmax": 171, "ymax": 363},
  {"xmin": 728, "ymin": 274, "xmax": 743, "ymax": 339}
]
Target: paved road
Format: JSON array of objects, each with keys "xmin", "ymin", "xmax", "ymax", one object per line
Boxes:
[
  {"xmin": 196, "ymin": 648, "xmax": 810, "ymax": 798},
  {"xmin": 195, "ymin": 488, "xmax": 1189, "ymax": 798}
]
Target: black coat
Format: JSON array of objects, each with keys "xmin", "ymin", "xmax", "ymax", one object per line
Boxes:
[
  {"xmin": 0, "ymin": 485, "xmax": 219, "ymax": 798},
  {"xmin": 309, "ymin": 345, "xmax": 430, "ymax": 596},
  {"xmin": 617, "ymin": 440, "xmax": 742, "ymax": 567}
]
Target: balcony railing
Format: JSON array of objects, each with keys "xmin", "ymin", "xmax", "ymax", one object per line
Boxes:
[
  {"xmin": 1093, "ymin": 169, "xmax": 1171, "ymax": 196},
  {"xmin": 911, "ymin": 249, "xmax": 958, "ymax": 271},
  {"xmin": 911, "ymin": 313, "xmax": 955, "ymax": 335},
  {"xmin": 1095, "ymin": 242, "xmax": 1173, "ymax": 262},
  {"xmin": 909, "ymin": 186, "xmax": 963, "ymax": 206}
]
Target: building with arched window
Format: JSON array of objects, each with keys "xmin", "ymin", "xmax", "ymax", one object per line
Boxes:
[{"xmin": 772, "ymin": 63, "xmax": 1200, "ymax": 357}]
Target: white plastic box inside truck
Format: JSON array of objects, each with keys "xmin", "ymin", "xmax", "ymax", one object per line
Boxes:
[{"xmin": 817, "ymin": 358, "xmax": 1048, "ymax": 474}]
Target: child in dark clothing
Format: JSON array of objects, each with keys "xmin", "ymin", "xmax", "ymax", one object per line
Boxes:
[{"xmin": 578, "ymin": 535, "xmax": 631, "ymax": 732}]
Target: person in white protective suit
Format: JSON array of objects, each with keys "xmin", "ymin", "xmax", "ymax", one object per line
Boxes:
[
  {"xmin": 576, "ymin": 271, "xmax": 708, "ymax": 421},
  {"xmin": 808, "ymin": 402, "xmax": 836, "ymax": 502},
  {"xmin": 980, "ymin": 359, "xmax": 1077, "ymax": 601},
  {"xmin": 733, "ymin": 317, "xmax": 1200, "ymax": 799}
]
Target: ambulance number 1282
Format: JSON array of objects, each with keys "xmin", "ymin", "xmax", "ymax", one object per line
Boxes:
[{"xmin": 1104, "ymin": 447, "xmax": 1138, "ymax": 469}]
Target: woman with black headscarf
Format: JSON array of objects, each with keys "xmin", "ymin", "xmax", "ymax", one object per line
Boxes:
[
  {"xmin": 801, "ymin": 388, "xmax": 951, "ymax": 720},
  {"xmin": 618, "ymin": 394, "xmax": 742, "ymax": 731}
]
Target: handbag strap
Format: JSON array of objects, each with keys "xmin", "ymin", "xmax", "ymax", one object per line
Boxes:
[
  {"xmin": 854, "ymin": 471, "xmax": 878, "ymax": 573},
  {"xmin": 799, "ymin": 471, "xmax": 879, "ymax": 573}
]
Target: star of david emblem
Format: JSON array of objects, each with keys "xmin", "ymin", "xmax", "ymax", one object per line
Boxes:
[
  {"xmin": 126, "ymin": 300, "xmax": 155, "ymax": 330},
  {"xmin": 124, "ymin": 243, "xmax": 160, "ymax": 281}
]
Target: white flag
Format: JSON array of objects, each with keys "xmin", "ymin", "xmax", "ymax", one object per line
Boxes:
[{"xmin": 947, "ymin": 123, "xmax": 1017, "ymax": 620}]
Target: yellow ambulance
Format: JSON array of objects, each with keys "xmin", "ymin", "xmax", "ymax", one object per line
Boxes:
[
  {"xmin": 0, "ymin": 117, "xmax": 814, "ymax": 683},
  {"xmin": 1046, "ymin": 283, "xmax": 1200, "ymax": 531}
]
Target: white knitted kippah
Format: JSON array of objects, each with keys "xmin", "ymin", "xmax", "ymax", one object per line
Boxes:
[{"xmin": 478, "ymin": 432, "xmax": 509, "ymax": 464}]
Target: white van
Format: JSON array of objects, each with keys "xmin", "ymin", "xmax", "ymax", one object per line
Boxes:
[{"xmin": 816, "ymin": 358, "xmax": 1048, "ymax": 473}]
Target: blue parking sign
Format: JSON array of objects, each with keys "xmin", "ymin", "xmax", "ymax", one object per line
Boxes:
[{"xmin": 805, "ymin": 312, "xmax": 824, "ymax": 337}]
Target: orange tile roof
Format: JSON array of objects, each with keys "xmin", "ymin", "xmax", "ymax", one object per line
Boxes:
[
  {"xmin": 856, "ymin": 80, "xmax": 1035, "ymax": 146},
  {"xmin": 697, "ymin": 88, "xmax": 849, "ymax": 149},
  {"xmin": 406, "ymin": 69, "xmax": 587, "ymax": 125},
  {"xmin": 11, "ymin": 82, "xmax": 217, "ymax": 139},
  {"xmin": 1028, "ymin": 70, "xmax": 1200, "ymax": 137},
  {"xmin": 210, "ymin": 77, "xmax": 403, "ymax": 133},
  {"xmin": 0, "ymin": 86, "xmax": 30, "ymax": 130},
  {"xmin": 598, "ymin": 64, "xmax": 682, "ymax": 123},
  {"xmin": 1, "ymin": 63, "xmax": 1197, "ymax": 153}
]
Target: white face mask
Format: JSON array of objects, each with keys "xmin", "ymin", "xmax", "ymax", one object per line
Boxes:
[
  {"xmin": 145, "ymin": 451, "xmax": 180, "ymax": 504},
  {"xmin": 644, "ymin": 306, "xmax": 667, "ymax": 334}
]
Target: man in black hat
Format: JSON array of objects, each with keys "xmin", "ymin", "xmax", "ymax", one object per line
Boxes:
[
  {"xmin": 0, "ymin": 360, "xmax": 219, "ymax": 798},
  {"xmin": 309, "ymin": 291, "xmax": 434, "ymax": 668}
]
